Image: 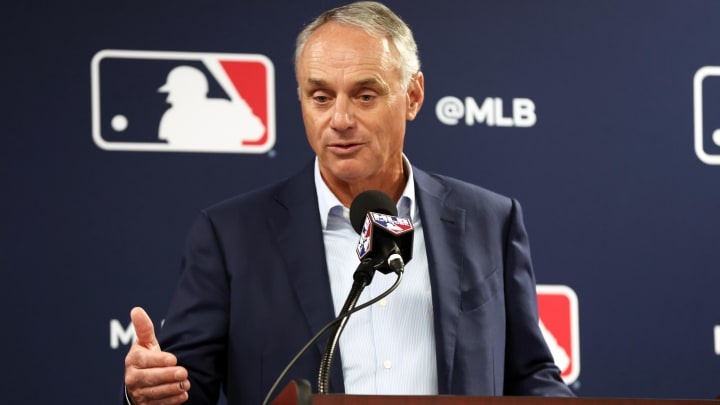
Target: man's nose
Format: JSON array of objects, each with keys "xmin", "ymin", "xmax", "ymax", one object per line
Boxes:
[{"xmin": 330, "ymin": 96, "xmax": 355, "ymax": 131}]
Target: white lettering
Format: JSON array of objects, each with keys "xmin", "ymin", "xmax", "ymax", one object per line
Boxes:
[
  {"xmin": 435, "ymin": 96, "xmax": 464, "ymax": 125},
  {"xmin": 436, "ymin": 96, "xmax": 537, "ymax": 128},
  {"xmin": 715, "ymin": 325, "xmax": 720, "ymax": 355},
  {"xmin": 465, "ymin": 97, "xmax": 494, "ymax": 126},
  {"xmin": 494, "ymin": 97, "xmax": 514, "ymax": 127},
  {"xmin": 513, "ymin": 98, "xmax": 537, "ymax": 127},
  {"xmin": 110, "ymin": 319, "xmax": 136, "ymax": 349},
  {"xmin": 372, "ymin": 213, "xmax": 391, "ymax": 222}
]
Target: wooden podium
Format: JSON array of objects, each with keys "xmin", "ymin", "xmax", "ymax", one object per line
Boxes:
[{"xmin": 271, "ymin": 380, "xmax": 718, "ymax": 405}]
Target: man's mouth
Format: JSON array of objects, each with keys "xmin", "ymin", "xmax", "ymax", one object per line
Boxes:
[{"xmin": 329, "ymin": 143, "xmax": 363, "ymax": 154}]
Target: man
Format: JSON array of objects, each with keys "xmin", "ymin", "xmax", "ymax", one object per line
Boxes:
[{"xmin": 124, "ymin": 2, "xmax": 574, "ymax": 404}]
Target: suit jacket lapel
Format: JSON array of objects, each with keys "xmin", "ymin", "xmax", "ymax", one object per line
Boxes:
[
  {"xmin": 267, "ymin": 161, "xmax": 346, "ymax": 392},
  {"xmin": 414, "ymin": 167, "xmax": 466, "ymax": 394},
  {"xmin": 265, "ymin": 162, "xmax": 464, "ymax": 394}
]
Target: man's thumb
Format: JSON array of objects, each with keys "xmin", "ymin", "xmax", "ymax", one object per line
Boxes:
[{"xmin": 130, "ymin": 306, "xmax": 160, "ymax": 351}]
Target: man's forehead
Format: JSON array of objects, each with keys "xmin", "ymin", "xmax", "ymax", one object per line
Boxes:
[
  {"xmin": 300, "ymin": 23, "xmax": 396, "ymax": 63},
  {"xmin": 298, "ymin": 50, "xmax": 400, "ymax": 87},
  {"xmin": 304, "ymin": 36, "xmax": 392, "ymax": 63}
]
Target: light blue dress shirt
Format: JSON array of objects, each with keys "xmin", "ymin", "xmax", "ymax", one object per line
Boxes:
[{"xmin": 314, "ymin": 157, "xmax": 438, "ymax": 395}]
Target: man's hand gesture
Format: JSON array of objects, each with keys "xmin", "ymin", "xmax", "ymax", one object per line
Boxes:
[{"xmin": 124, "ymin": 307, "xmax": 190, "ymax": 405}]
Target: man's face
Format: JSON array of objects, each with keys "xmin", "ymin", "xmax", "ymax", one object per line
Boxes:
[{"xmin": 296, "ymin": 22, "xmax": 423, "ymax": 189}]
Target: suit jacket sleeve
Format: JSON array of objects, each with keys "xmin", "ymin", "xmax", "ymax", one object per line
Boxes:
[
  {"xmin": 414, "ymin": 168, "xmax": 572, "ymax": 397},
  {"xmin": 502, "ymin": 199, "xmax": 573, "ymax": 396},
  {"xmin": 152, "ymin": 164, "xmax": 336, "ymax": 404},
  {"xmin": 157, "ymin": 211, "xmax": 230, "ymax": 404}
]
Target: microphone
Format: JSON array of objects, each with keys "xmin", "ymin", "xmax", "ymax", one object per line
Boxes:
[
  {"xmin": 349, "ymin": 189, "xmax": 398, "ymax": 228},
  {"xmin": 317, "ymin": 190, "xmax": 414, "ymax": 395},
  {"xmin": 264, "ymin": 190, "xmax": 415, "ymax": 403},
  {"xmin": 350, "ymin": 190, "xmax": 414, "ymax": 274}
]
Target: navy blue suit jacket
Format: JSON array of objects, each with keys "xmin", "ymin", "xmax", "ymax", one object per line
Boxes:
[{"xmin": 156, "ymin": 161, "xmax": 573, "ymax": 404}]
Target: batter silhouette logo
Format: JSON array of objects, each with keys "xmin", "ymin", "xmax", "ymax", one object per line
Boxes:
[
  {"xmin": 91, "ymin": 49, "xmax": 275, "ymax": 153},
  {"xmin": 536, "ymin": 285, "xmax": 580, "ymax": 384},
  {"xmin": 693, "ymin": 66, "xmax": 720, "ymax": 165}
]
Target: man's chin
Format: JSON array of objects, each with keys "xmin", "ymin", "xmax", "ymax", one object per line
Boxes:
[{"xmin": 322, "ymin": 162, "xmax": 373, "ymax": 183}]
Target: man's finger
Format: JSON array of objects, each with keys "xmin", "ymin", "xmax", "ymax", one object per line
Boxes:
[
  {"xmin": 129, "ymin": 380, "xmax": 190, "ymax": 405},
  {"xmin": 125, "ymin": 346, "xmax": 178, "ymax": 369},
  {"xmin": 131, "ymin": 306, "xmax": 160, "ymax": 351},
  {"xmin": 125, "ymin": 364, "xmax": 187, "ymax": 387}
]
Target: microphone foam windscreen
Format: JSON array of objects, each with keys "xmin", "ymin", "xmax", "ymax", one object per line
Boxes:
[{"xmin": 349, "ymin": 190, "xmax": 398, "ymax": 234}]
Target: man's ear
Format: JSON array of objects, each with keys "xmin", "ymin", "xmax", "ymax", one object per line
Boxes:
[{"xmin": 406, "ymin": 71, "xmax": 425, "ymax": 121}]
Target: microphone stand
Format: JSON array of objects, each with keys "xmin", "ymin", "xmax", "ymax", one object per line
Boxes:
[
  {"xmin": 317, "ymin": 258, "xmax": 375, "ymax": 394},
  {"xmin": 261, "ymin": 265, "xmax": 403, "ymax": 405}
]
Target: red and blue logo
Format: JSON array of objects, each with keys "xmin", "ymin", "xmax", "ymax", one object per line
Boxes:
[
  {"xmin": 536, "ymin": 285, "xmax": 580, "ymax": 384},
  {"xmin": 355, "ymin": 213, "xmax": 413, "ymax": 260},
  {"xmin": 91, "ymin": 49, "xmax": 275, "ymax": 153},
  {"xmin": 368, "ymin": 213, "xmax": 413, "ymax": 235},
  {"xmin": 356, "ymin": 216, "xmax": 374, "ymax": 259}
]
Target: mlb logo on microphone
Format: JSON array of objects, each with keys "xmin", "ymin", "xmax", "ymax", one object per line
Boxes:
[
  {"xmin": 356, "ymin": 213, "xmax": 413, "ymax": 260},
  {"xmin": 91, "ymin": 49, "xmax": 275, "ymax": 153},
  {"xmin": 357, "ymin": 217, "xmax": 374, "ymax": 260},
  {"xmin": 536, "ymin": 285, "xmax": 580, "ymax": 384},
  {"xmin": 370, "ymin": 213, "xmax": 413, "ymax": 235}
]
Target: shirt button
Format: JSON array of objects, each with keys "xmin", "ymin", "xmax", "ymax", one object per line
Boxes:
[
  {"xmin": 383, "ymin": 360, "xmax": 392, "ymax": 369},
  {"xmin": 379, "ymin": 298, "xmax": 388, "ymax": 307}
]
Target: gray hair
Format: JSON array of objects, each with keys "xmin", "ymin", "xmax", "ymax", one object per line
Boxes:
[{"xmin": 294, "ymin": 1, "xmax": 421, "ymax": 89}]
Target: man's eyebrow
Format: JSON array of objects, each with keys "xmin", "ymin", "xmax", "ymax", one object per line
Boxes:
[
  {"xmin": 304, "ymin": 77, "xmax": 390, "ymax": 93},
  {"xmin": 306, "ymin": 78, "xmax": 327, "ymax": 88},
  {"xmin": 357, "ymin": 77, "xmax": 384, "ymax": 87},
  {"xmin": 356, "ymin": 77, "xmax": 390, "ymax": 93}
]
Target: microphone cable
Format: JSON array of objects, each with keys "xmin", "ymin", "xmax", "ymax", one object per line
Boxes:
[{"xmin": 261, "ymin": 269, "xmax": 404, "ymax": 405}]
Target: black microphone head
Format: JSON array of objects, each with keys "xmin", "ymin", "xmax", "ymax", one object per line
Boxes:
[{"xmin": 349, "ymin": 190, "xmax": 398, "ymax": 234}]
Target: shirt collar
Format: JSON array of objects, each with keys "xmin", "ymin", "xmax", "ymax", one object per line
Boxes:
[{"xmin": 314, "ymin": 156, "xmax": 417, "ymax": 230}]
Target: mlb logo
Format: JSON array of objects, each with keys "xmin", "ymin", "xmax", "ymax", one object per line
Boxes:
[
  {"xmin": 90, "ymin": 49, "xmax": 275, "ymax": 153},
  {"xmin": 693, "ymin": 66, "xmax": 720, "ymax": 165},
  {"xmin": 356, "ymin": 216, "xmax": 374, "ymax": 260},
  {"xmin": 369, "ymin": 212, "xmax": 413, "ymax": 235},
  {"xmin": 536, "ymin": 284, "xmax": 580, "ymax": 384}
]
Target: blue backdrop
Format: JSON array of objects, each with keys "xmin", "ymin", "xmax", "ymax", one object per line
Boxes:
[{"xmin": 2, "ymin": 0, "xmax": 719, "ymax": 403}]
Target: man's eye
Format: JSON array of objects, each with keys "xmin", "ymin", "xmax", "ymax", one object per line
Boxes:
[
  {"xmin": 314, "ymin": 96, "xmax": 329, "ymax": 103},
  {"xmin": 359, "ymin": 94, "xmax": 375, "ymax": 102}
]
